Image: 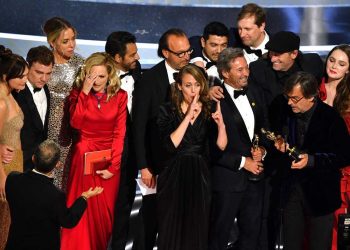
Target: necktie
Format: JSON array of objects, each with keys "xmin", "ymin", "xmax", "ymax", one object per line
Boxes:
[
  {"xmin": 33, "ymin": 87, "xmax": 42, "ymax": 93},
  {"xmin": 234, "ymin": 88, "xmax": 247, "ymax": 99},
  {"xmin": 245, "ymin": 47, "xmax": 262, "ymax": 58},
  {"xmin": 119, "ymin": 71, "xmax": 132, "ymax": 80},
  {"xmin": 205, "ymin": 61, "xmax": 216, "ymax": 70}
]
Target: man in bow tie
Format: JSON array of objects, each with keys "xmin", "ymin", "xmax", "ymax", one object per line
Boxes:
[
  {"xmin": 237, "ymin": 3, "xmax": 270, "ymax": 65},
  {"xmin": 209, "ymin": 47, "xmax": 269, "ymax": 250},
  {"xmin": 13, "ymin": 46, "xmax": 53, "ymax": 171},
  {"xmin": 105, "ymin": 31, "xmax": 141, "ymax": 250}
]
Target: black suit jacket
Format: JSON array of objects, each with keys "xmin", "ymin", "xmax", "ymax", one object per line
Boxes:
[
  {"xmin": 132, "ymin": 60, "xmax": 170, "ymax": 174},
  {"xmin": 5, "ymin": 171, "xmax": 87, "ymax": 250},
  {"xmin": 211, "ymin": 84, "xmax": 269, "ymax": 192},
  {"xmin": 13, "ymin": 84, "xmax": 50, "ymax": 170},
  {"xmin": 276, "ymin": 101, "xmax": 350, "ymax": 216}
]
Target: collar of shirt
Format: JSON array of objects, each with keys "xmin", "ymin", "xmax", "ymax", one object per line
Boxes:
[
  {"xmin": 26, "ymin": 81, "xmax": 43, "ymax": 94},
  {"xmin": 243, "ymin": 31, "xmax": 269, "ymax": 64},
  {"xmin": 32, "ymin": 169, "xmax": 54, "ymax": 179},
  {"xmin": 224, "ymin": 83, "xmax": 245, "ymax": 100},
  {"xmin": 165, "ymin": 61, "xmax": 178, "ymax": 84}
]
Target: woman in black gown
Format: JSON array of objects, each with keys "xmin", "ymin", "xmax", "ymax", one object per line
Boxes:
[{"xmin": 157, "ymin": 64, "xmax": 227, "ymax": 250}]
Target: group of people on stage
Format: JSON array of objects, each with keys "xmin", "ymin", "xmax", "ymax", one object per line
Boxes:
[{"xmin": 0, "ymin": 2, "xmax": 350, "ymax": 250}]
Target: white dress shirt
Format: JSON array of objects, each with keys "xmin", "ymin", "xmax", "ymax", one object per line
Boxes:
[
  {"xmin": 118, "ymin": 70, "xmax": 135, "ymax": 114},
  {"xmin": 27, "ymin": 81, "xmax": 47, "ymax": 126},
  {"xmin": 224, "ymin": 83, "xmax": 255, "ymax": 168},
  {"xmin": 243, "ymin": 31, "xmax": 269, "ymax": 65},
  {"xmin": 165, "ymin": 61, "xmax": 178, "ymax": 84},
  {"xmin": 190, "ymin": 52, "xmax": 220, "ymax": 79}
]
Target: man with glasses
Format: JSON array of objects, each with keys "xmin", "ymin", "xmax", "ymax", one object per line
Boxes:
[
  {"xmin": 132, "ymin": 28, "xmax": 191, "ymax": 250},
  {"xmin": 248, "ymin": 31, "xmax": 323, "ymax": 250},
  {"xmin": 273, "ymin": 72, "xmax": 350, "ymax": 250}
]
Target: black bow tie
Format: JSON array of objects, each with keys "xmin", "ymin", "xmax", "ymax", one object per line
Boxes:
[
  {"xmin": 205, "ymin": 61, "xmax": 216, "ymax": 70},
  {"xmin": 245, "ymin": 47, "xmax": 262, "ymax": 58},
  {"xmin": 33, "ymin": 87, "xmax": 42, "ymax": 93},
  {"xmin": 119, "ymin": 71, "xmax": 132, "ymax": 80},
  {"xmin": 234, "ymin": 88, "xmax": 247, "ymax": 99}
]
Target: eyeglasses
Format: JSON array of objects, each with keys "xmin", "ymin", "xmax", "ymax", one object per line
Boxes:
[
  {"xmin": 166, "ymin": 48, "xmax": 194, "ymax": 58},
  {"xmin": 284, "ymin": 94, "xmax": 304, "ymax": 104}
]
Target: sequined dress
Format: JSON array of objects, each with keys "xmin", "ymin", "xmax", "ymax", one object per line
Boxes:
[
  {"xmin": 0, "ymin": 94, "xmax": 23, "ymax": 250},
  {"xmin": 47, "ymin": 53, "xmax": 84, "ymax": 190}
]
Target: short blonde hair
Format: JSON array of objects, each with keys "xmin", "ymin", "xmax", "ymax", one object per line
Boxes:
[{"xmin": 75, "ymin": 52, "xmax": 121, "ymax": 101}]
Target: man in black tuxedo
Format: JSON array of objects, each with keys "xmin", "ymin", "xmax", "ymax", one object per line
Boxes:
[
  {"xmin": 209, "ymin": 47, "xmax": 269, "ymax": 250},
  {"xmin": 5, "ymin": 140, "xmax": 103, "ymax": 250},
  {"xmin": 105, "ymin": 31, "xmax": 142, "ymax": 250},
  {"xmin": 132, "ymin": 28, "xmax": 191, "ymax": 250},
  {"xmin": 13, "ymin": 46, "xmax": 53, "ymax": 171},
  {"xmin": 272, "ymin": 72, "xmax": 350, "ymax": 250}
]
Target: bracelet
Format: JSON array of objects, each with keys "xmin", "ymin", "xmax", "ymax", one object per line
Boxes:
[{"xmin": 81, "ymin": 195, "xmax": 88, "ymax": 201}]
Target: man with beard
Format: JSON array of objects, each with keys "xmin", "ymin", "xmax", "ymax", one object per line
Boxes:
[
  {"xmin": 105, "ymin": 31, "xmax": 141, "ymax": 250},
  {"xmin": 132, "ymin": 28, "xmax": 191, "ymax": 250}
]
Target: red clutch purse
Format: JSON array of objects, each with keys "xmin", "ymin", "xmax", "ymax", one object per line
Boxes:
[{"xmin": 84, "ymin": 149, "xmax": 112, "ymax": 175}]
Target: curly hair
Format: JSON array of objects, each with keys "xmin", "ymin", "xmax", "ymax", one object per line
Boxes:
[{"xmin": 74, "ymin": 52, "xmax": 120, "ymax": 101}]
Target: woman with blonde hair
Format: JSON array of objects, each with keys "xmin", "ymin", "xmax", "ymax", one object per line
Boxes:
[
  {"xmin": 0, "ymin": 45, "xmax": 28, "ymax": 249},
  {"xmin": 61, "ymin": 52, "xmax": 127, "ymax": 250},
  {"xmin": 43, "ymin": 17, "xmax": 84, "ymax": 189}
]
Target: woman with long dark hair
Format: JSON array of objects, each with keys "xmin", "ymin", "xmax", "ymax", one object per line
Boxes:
[{"xmin": 319, "ymin": 44, "xmax": 350, "ymax": 250}]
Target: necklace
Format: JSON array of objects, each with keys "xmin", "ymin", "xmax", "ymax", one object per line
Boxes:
[{"xmin": 93, "ymin": 92, "xmax": 106, "ymax": 109}]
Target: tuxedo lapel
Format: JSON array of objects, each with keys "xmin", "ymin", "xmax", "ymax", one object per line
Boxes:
[
  {"xmin": 23, "ymin": 85, "xmax": 44, "ymax": 131},
  {"xmin": 223, "ymin": 85, "xmax": 251, "ymax": 142},
  {"xmin": 156, "ymin": 61, "xmax": 171, "ymax": 102}
]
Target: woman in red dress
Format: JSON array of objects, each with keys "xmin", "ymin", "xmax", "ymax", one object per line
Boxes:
[
  {"xmin": 319, "ymin": 44, "xmax": 350, "ymax": 250},
  {"xmin": 61, "ymin": 52, "xmax": 127, "ymax": 250}
]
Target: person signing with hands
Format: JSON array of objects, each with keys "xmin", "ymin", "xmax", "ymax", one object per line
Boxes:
[{"xmin": 157, "ymin": 64, "xmax": 227, "ymax": 249}]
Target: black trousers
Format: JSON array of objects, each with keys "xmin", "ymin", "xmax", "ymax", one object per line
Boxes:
[
  {"xmin": 209, "ymin": 181, "xmax": 264, "ymax": 250},
  {"xmin": 283, "ymin": 185, "xmax": 333, "ymax": 250}
]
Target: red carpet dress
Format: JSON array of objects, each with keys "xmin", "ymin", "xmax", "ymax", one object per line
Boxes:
[{"xmin": 61, "ymin": 88, "xmax": 127, "ymax": 250}]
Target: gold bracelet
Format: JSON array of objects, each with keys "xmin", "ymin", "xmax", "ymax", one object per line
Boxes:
[{"xmin": 81, "ymin": 195, "xmax": 88, "ymax": 201}]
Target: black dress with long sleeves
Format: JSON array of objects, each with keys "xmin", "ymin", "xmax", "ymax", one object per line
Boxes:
[{"xmin": 156, "ymin": 103, "xmax": 211, "ymax": 250}]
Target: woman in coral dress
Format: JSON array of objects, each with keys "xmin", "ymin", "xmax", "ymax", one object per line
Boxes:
[
  {"xmin": 319, "ymin": 44, "xmax": 350, "ymax": 250},
  {"xmin": 61, "ymin": 52, "xmax": 127, "ymax": 250}
]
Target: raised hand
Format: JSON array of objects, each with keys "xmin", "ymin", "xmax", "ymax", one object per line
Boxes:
[
  {"xmin": 82, "ymin": 73, "xmax": 97, "ymax": 95},
  {"xmin": 212, "ymin": 101, "xmax": 224, "ymax": 127},
  {"xmin": 186, "ymin": 94, "xmax": 201, "ymax": 121}
]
